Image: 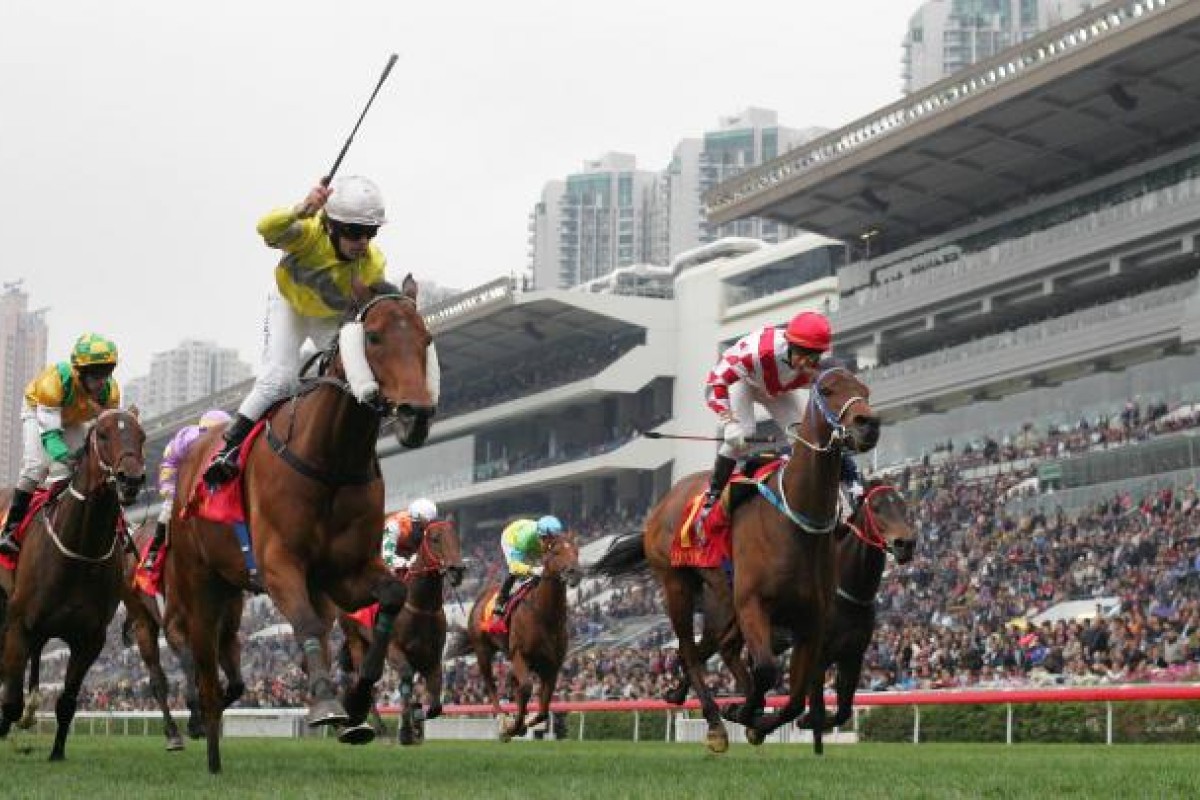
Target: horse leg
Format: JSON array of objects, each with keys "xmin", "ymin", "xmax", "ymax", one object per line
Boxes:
[
  {"xmin": 217, "ymin": 597, "xmax": 246, "ymax": 708},
  {"xmin": 0, "ymin": 621, "xmax": 32, "ymax": 736},
  {"xmin": 501, "ymin": 653, "xmax": 533, "ymax": 742},
  {"xmin": 134, "ymin": 609, "xmax": 183, "ymax": 750},
  {"xmin": 524, "ymin": 666, "xmax": 555, "ymax": 734},
  {"xmin": 661, "ymin": 569, "xmax": 728, "ymax": 753},
  {"xmin": 49, "ymin": 636, "xmax": 104, "ymax": 761},
  {"xmin": 343, "ymin": 573, "xmax": 408, "ymax": 729},
  {"xmin": 185, "ymin": 583, "xmax": 236, "ymax": 774},
  {"xmin": 476, "ymin": 642, "xmax": 503, "ymax": 717},
  {"xmin": 752, "ymin": 639, "xmax": 825, "ymax": 753},
  {"xmin": 730, "ymin": 597, "xmax": 778, "ymax": 743},
  {"xmin": 265, "ymin": 554, "xmax": 346, "ymax": 730},
  {"xmin": 397, "ymin": 660, "xmax": 417, "ymax": 746},
  {"xmin": 829, "ymin": 653, "xmax": 861, "ymax": 729},
  {"xmin": 19, "ymin": 641, "xmax": 42, "ymax": 730}
]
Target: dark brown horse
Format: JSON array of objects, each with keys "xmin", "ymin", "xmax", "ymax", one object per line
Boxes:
[
  {"xmin": 171, "ymin": 277, "xmax": 436, "ymax": 772},
  {"xmin": 459, "ymin": 534, "xmax": 580, "ymax": 741},
  {"xmin": 338, "ymin": 518, "xmax": 464, "ymax": 745},
  {"xmin": 0, "ymin": 408, "xmax": 146, "ymax": 760},
  {"xmin": 800, "ymin": 481, "xmax": 917, "ymax": 730},
  {"xmin": 594, "ymin": 365, "xmax": 878, "ymax": 752},
  {"xmin": 645, "ymin": 478, "xmax": 916, "ymax": 715}
]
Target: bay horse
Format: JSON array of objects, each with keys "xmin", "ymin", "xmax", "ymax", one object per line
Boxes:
[
  {"xmin": 0, "ymin": 408, "xmax": 146, "ymax": 761},
  {"xmin": 593, "ymin": 364, "xmax": 878, "ymax": 752},
  {"xmin": 800, "ymin": 481, "xmax": 917, "ymax": 730},
  {"xmin": 459, "ymin": 533, "xmax": 580, "ymax": 741},
  {"xmin": 171, "ymin": 276, "xmax": 436, "ymax": 773},
  {"xmin": 649, "ymin": 478, "xmax": 916, "ymax": 716},
  {"xmin": 338, "ymin": 518, "xmax": 465, "ymax": 745}
]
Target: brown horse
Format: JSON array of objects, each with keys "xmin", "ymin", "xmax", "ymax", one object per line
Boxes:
[
  {"xmin": 459, "ymin": 534, "xmax": 580, "ymax": 741},
  {"xmin": 338, "ymin": 518, "xmax": 465, "ymax": 745},
  {"xmin": 593, "ymin": 364, "xmax": 878, "ymax": 752},
  {"xmin": 170, "ymin": 277, "xmax": 436, "ymax": 773},
  {"xmin": 800, "ymin": 481, "xmax": 917, "ymax": 730},
  {"xmin": 0, "ymin": 408, "xmax": 146, "ymax": 760},
  {"xmin": 122, "ymin": 519, "xmax": 239, "ymax": 750},
  {"xmin": 643, "ymin": 478, "xmax": 916, "ymax": 714}
]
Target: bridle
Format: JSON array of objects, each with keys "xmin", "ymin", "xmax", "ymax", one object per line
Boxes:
[
  {"xmin": 45, "ymin": 409, "xmax": 144, "ymax": 563},
  {"xmin": 786, "ymin": 366, "xmax": 870, "ymax": 453}
]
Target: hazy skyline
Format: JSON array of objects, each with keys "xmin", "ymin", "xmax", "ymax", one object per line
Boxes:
[{"xmin": 2, "ymin": 1, "xmax": 917, "ymax": 377}]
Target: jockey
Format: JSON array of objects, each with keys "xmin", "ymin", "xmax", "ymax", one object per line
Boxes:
[
  {"xmin": 0, "ymin": 333, "xmax": 121, "ymax": 556},
  {"xmin": 699, "ymin": 311, "xmax": 864, "ymax": 524},
  {"xmin": 204, "ymin": 175, "xmax": 393, "ymax": 485},
  {"xmin": 484, "ymin": 514, "xmax": 564, "ymax": 635},
  {"xmin": 137, "ymin": 408, "xmax": 233, "ymax": 576},
  {"xmin": 381, "ymin": 497, "xmax": 439, "ymax": 571}
]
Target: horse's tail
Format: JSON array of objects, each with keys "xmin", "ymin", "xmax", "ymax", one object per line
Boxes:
[
  {"xmin": 589, "ymin": 531, "xmax": 647, "ymax": 578},
  {"xmin": 443, "ymin": 625, "xmax": 472, "ymax": 660}
]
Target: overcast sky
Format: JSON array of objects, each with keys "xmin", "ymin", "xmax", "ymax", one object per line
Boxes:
[{"xmin": 2, "ymin": 0, "xmax": 917, "ymax": 377}]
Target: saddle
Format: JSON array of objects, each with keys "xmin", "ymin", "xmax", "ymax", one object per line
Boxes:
[
  {"xmin": 483, "ymin": 578, "xmax": 537, "ymax": 632},
  {"xmin": 0, "ymin": 480, "xmax": 72, "ymax": 571},
  {"xmin": 181, "ymin": 419, "xmax": 269, "ymax": 592},
  {"xmin": 669, "ymin": 457, "xmax": 787, "ymax": 569}
]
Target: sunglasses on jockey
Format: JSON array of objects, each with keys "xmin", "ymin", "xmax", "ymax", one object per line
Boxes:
[
  {"xmin": 329, "ymin": 221, "xmax": 380, "ymax": 241},
  {"xmin": 789, "ymin": 346, "xmax": 822, "ymax": 369}
]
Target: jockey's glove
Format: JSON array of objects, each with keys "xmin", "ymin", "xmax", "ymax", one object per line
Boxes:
[
  {"xmin": 722, "ymin": 422, "xmax": 746, "ymax": 450},
  {"xmin": 531, "ymin": 565, "xmax": 544, "ymax": 577}
]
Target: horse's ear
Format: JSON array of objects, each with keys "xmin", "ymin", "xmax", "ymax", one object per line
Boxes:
[
  {"xmin": 401, "ymin": 273, "xmax": 418, "ymax": 303},
  {"xmin": 127, "ymin": 404, "xmax": 141, "ymax": 420}
]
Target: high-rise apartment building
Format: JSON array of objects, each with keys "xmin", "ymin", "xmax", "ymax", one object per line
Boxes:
[
  {"xmin": 133, "ymin": 340, "xmax": 252, "ymax": 420},
  {"xmin": 666, "ymin": 108, "xmax": 824, "ymax": 257},
  {"xmin": 530, "ymin": 153, "xmax": 661, "ymax": 290},
  {"xmin": 0, "ymin": 283, "xmax": 48, "ymax": 484},
  {"xmin": 529, "ymin": 109, "xmax": 822, "ymax": 289},
  {"xmin": 902, "ymin": 0, "xmax": 1092, "ymax": 93}
]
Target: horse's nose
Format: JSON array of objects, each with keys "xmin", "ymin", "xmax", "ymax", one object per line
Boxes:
[
  {"xmin": 448, "ymin": 566, "xmax": 465, "ymax": 587},
  {"xmin": 852, "ymin": 415, "xmax": 881, "ymax": 450}
]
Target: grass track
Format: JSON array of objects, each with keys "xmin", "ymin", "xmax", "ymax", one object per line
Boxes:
[{"xmin": 2, "ymin": 735, "xmax": 1197, "ymax": 799}]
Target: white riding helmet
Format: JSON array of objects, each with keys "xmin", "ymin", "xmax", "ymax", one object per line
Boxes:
[
  {"xmin": 408, "ymin": 497, "xmax": 438, "ymax": 523},
  {"xmin": 325, "ymin": 175, "xmax": 387, "ymax": 226}
]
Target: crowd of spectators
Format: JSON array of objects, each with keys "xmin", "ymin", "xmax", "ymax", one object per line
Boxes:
[{"xmin": 32, "ymin": 397, "xmax": 1200, "ymax": 711}]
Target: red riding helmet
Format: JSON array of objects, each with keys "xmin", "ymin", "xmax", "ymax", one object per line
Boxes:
[{"xmin": 784, "ymin": 311, "xmax": 832, "ymax": 352}]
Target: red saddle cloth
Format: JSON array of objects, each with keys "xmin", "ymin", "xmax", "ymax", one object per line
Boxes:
[
  {"xmin": 133, "ymin": 536, "xmax": 166, "ymax": 598},
  {"xmin": 668, "ymin": 458, "xmax": 786, "ymax": 570},
  {"xmin": 0, "ymin": 482, "xmax": 67, "ymax": 572},
  {"xmin": 480, "ymin": 579, "xmax": 536, "ymax": 635},
  {"xmin": 182, "ymin": 420, "xmax": 268, "ymax": 525}
]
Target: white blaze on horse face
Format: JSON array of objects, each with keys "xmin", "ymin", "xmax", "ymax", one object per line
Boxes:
[
  {"xmin": 426, "ymin": 341, "xmax": 441, "ymax": 406},
  {"xmin": 339, "ymin": 321, "xmax": 380, "ymax": 403}
]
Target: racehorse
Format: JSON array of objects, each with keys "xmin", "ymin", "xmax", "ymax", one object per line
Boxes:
[
  {"xmin": 338, "ymin": 518, "xmax": 465, "ymax": 745},
  {"xmin": 593, "ymin": 364, "xmax": 878, "ymax": 753},
  {"xmin": 121, "ymin": 519, "xmax": 226, "ymax": 750},
  {"xmin": 170, "ymin": 276, "xmax": 436, "ymax": 773},
  {"xmin": 0, "ymin": 408, "xmax": 146, "ymax": 761},
  {"xmin": 722, "ymin": 365, "xmax": 878, "ymax": 751},
  {"xmin": 650, "ymin": 478, "xmax": 916, "ymax": 715},
  {"xmin": 800, "ymin": 481, "xmax": 917, "ymax": 730},
  {"xmin": 460, "ymin": 533, "xmax": 580, "ymax": 742}
]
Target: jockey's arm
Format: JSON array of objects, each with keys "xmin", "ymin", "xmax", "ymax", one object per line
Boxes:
[
  {"xmin": 256, "ymin": 206, "xmax": 310, "ymax": 250},
  {"xmin": 34, "ymin": 405, "xmax": 70, "ymax": 462}
]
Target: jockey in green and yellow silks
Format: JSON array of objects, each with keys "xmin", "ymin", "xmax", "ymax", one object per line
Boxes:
[{"xmin": 483, "ymin": 515, "xmax": 564, "ymax": 635}]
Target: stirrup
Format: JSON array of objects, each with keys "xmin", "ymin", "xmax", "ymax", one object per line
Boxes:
[{"xmin": 204, "ymin": 451, "xmax": 240, "ymax": 484}]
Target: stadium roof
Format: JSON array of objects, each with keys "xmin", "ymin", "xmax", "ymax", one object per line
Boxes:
[
  {"xmin": 425, "ymin": 278, "xmax": 659, "ymax": 377},
  {"xmin": 706, "ymin": 0, "xmax": 1200, "ymax": 251}
]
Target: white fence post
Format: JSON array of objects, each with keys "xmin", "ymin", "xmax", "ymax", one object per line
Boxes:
[
  {"xmin": 912, "ymin": 705, "xmax": 920, "ymax": 744},
  {"xmin": 633, "ymin": 710, "xmax": 640, "ymax": 742},
  {"xmin": 1106, "ymin": 702, "xmax": 1113, "ymax": 745},
  {"xmin": 1006, "ymin": 704, "xmax": 1013, "ymax": 745},
  {"xmin": 578, "ymin": 711, "xmax": 585, "ymax": 741}
]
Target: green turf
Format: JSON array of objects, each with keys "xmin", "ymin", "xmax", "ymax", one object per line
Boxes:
[{"xmin": 1, "ymin": 735, "xmax": 1197, "ymax": 799}]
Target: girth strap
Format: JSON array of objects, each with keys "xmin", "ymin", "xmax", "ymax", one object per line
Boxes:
[{"xmin": 265, "ymin": 422, "xmax": 379, "ymax": 487}]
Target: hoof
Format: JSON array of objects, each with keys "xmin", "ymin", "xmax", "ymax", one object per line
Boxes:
[
  {"xmin": 705, "ymin": 725, "xmax": 729, "ymax": 754},
  {"xmin": 745, "ymin": 726, "xmax": 765, "ymax": 746},
  {"xmin": 165, "ymin": 734, "xmax": 185, "ymax": 752},
  {"xmin": 398, "ymin": 721, "xmax": 415, "ymax": 746},
  {"xmin": 337, "ymin": 722, "xmax": 376, "ymax": 745},
  {"xmin": 186, "ymin": 719, "xmax": 205, "ymax": 740},
  {"xmin": 306, "ymin": 699, "xmax": 350, "ymax": 728}
]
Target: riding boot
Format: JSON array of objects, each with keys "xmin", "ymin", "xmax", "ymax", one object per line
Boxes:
[
  {"xmin": 0, "ymin": 488, "xmax": 35, "ymax": 557},
  {"xmin": 203, "ymin": 413, "xmax": 256, "ymax": 485},
  {"xmin": 140, "ymin": 521, "xmax": 168, "ymax": 572},
  {"xmin": 699, "ymin": 454, "xmax": 737, "ymax": 519},
  {"xmin": 492, "ymin": 574, "xmax": 517, "ymax": 620}
]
